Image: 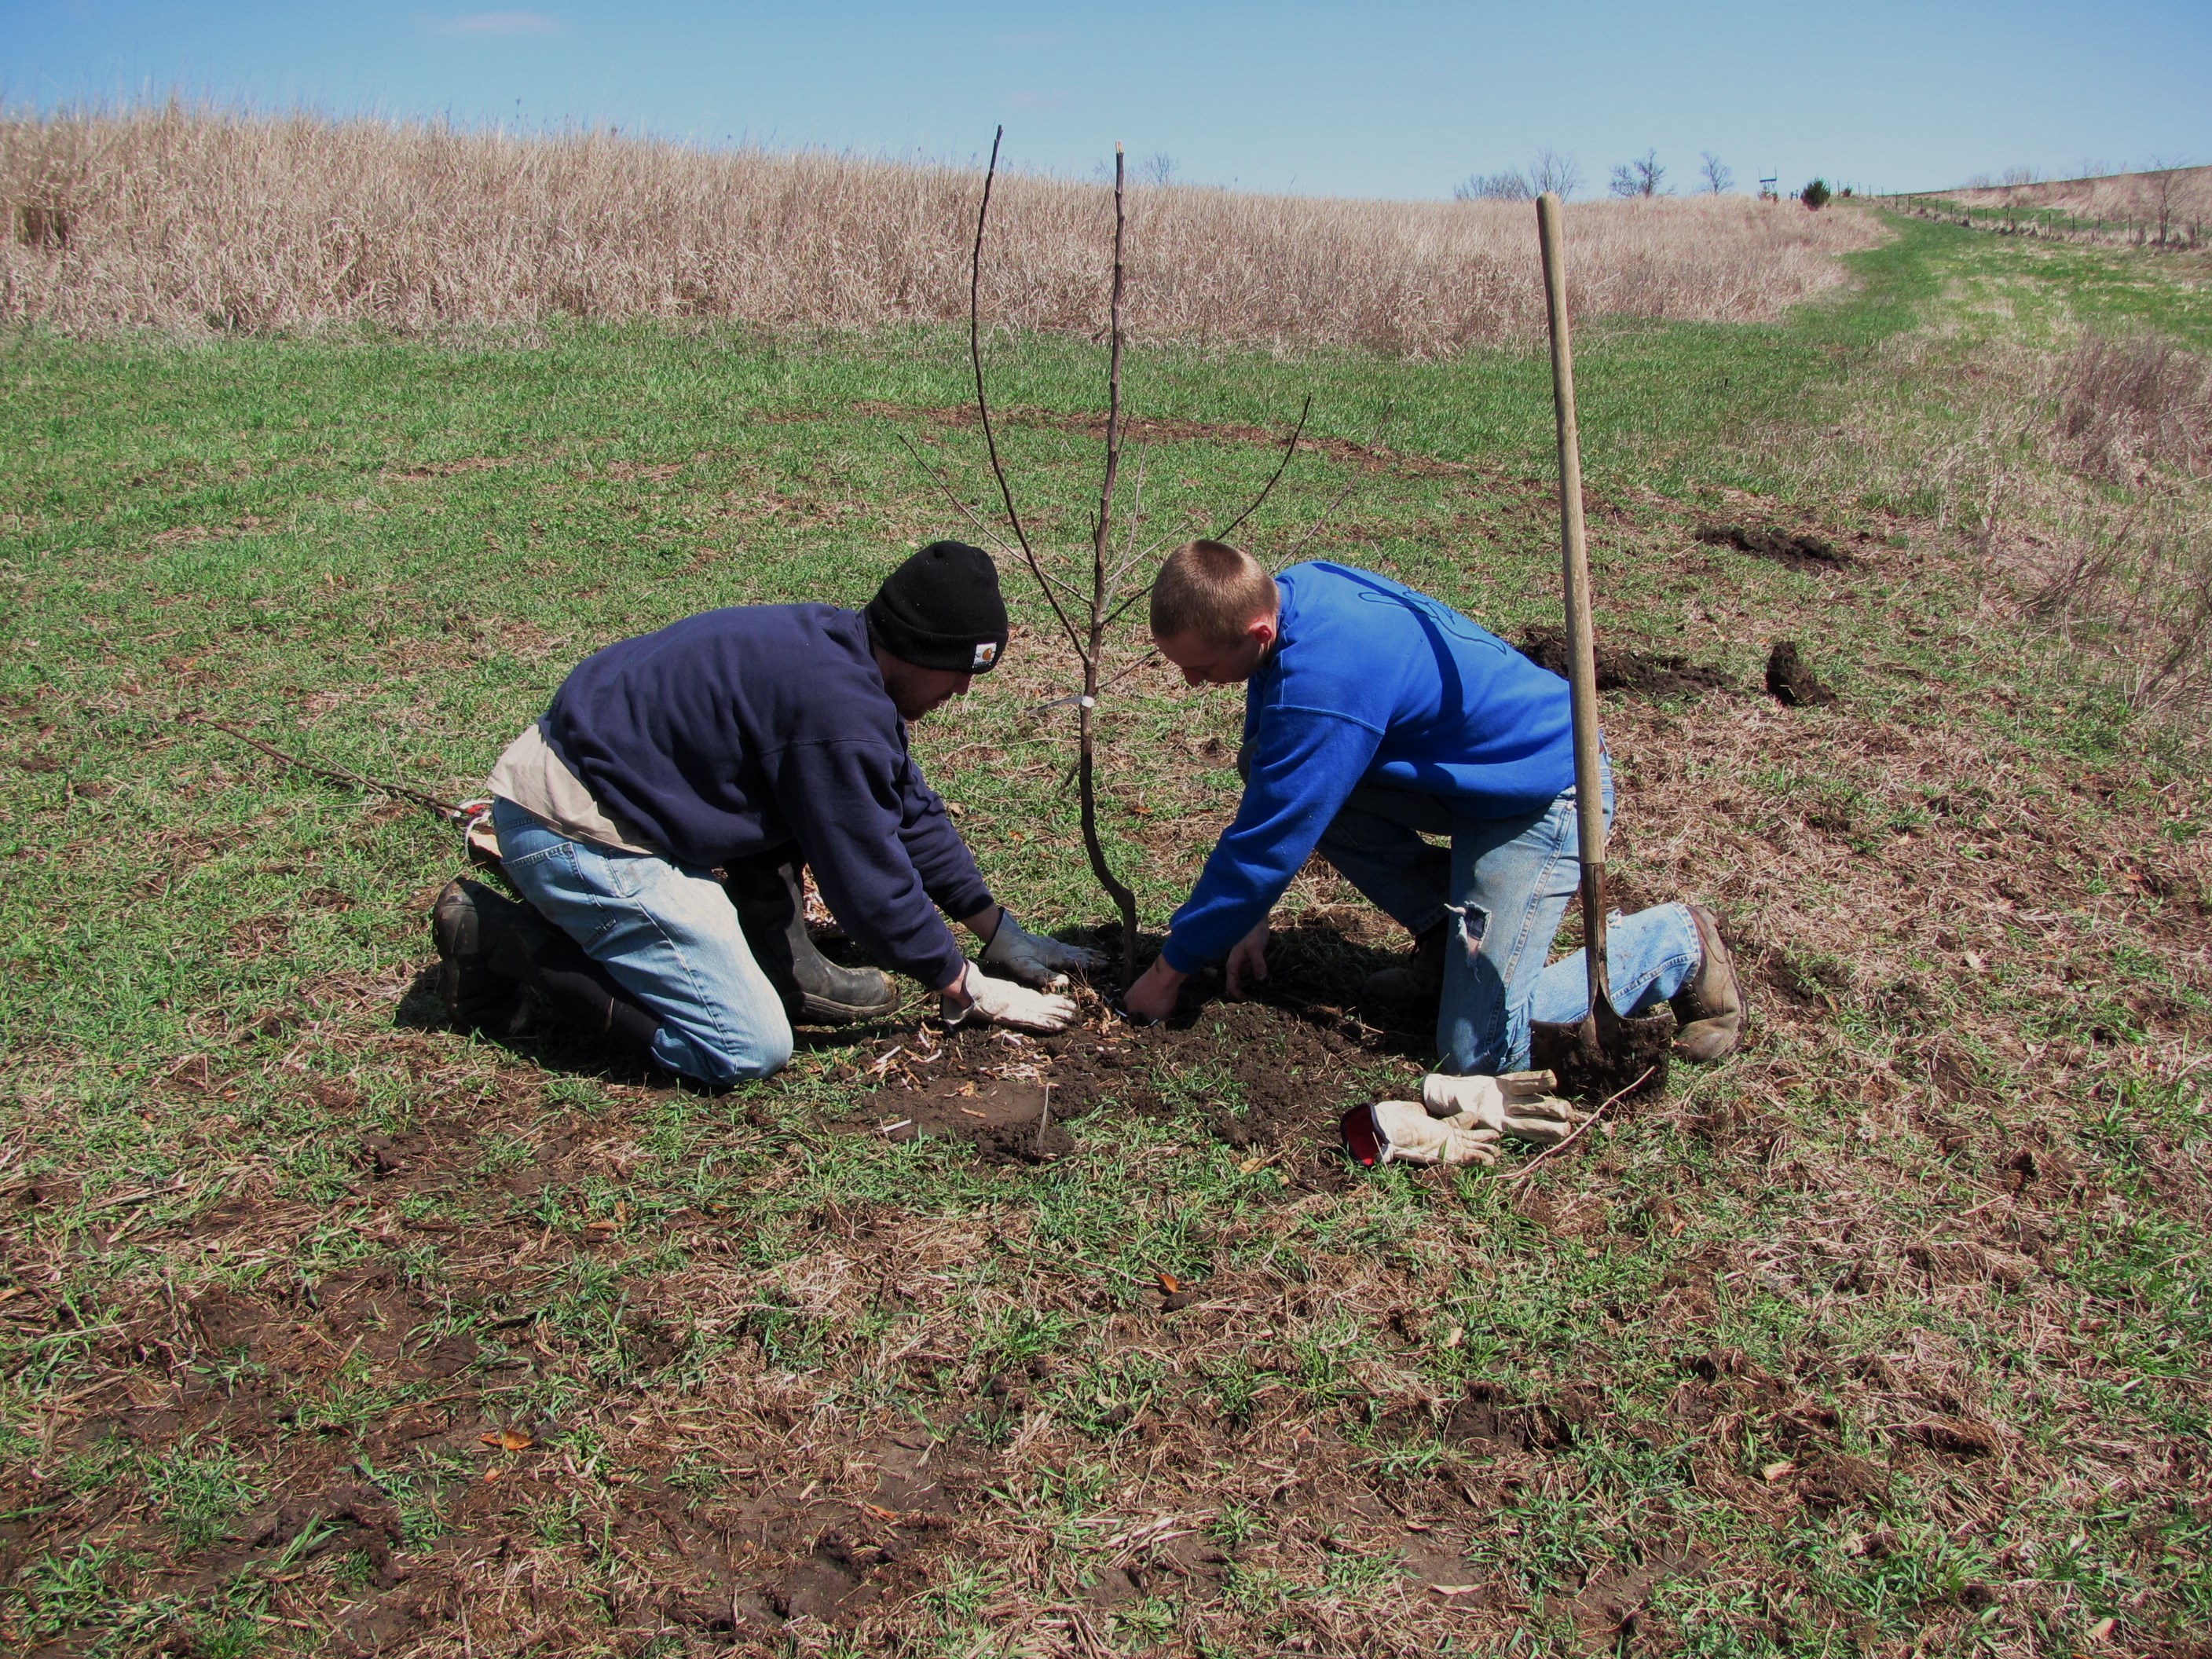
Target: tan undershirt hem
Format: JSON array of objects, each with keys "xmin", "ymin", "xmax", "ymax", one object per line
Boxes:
[{"xmin": 485, "ymin": 721, "xmax": 665, "ymax": 857}]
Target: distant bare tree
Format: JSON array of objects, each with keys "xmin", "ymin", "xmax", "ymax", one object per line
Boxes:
[
  {"xmin": 1529, "ymin": 149, "xmax": 1583, "ymax": 201},
  {"xmin": 1140, "ymin": 152, "xmax": 1175, "ymax": 187},
  {"xmin": 1610, "ymin": 150, "xmax": 1667, "ymax": 198},
  {"xmin": 2144, "ymin": 156, "xmax": 2191, "ymax": 245},
  {"xmin": 1455, "ymin": 169, "xmax": 1533, "ymax": 202},
  {"xmin": 1699, "ymin": 152, "xmax": 1733, "ymax": 195},
  {"xmin": 1456, "ymin": 150, "xmax": 1579, "ymax": 203}
]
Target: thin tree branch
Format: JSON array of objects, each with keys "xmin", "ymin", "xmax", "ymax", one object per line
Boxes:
[
  {"xmin": 1100, "ymin": 580, "xmax": 1155, "ymax": 632},
  {"xmin": 1097, "ymin": 648, "xmax": 1161, "ymax": 692},
  {"xmin": 1037, "ymin": 565, "xmax": 1098, "ymax": 606},
  {"xmin": 971, "ymin": 126, "xmax": 1084, "ymax": 661},
  {"xmin": 1080, "ymin": 143, "xmax": 1140, "ymax": 987},
  {"xmin": 892, "ymin": 434, "xmax": 1022, "ymax": 562},
  {"xmin": 1509, "ymin": 1065, "xmax": 1652, "ymax": 1185},
  {"xmin": 1272, "ymin": 478, "xmax": 1360, "ymax": 569},
  {"xmin": 1114, "ymin": 439, "xmax": 1150, "ymax": 592},
  {"xmin": 1111, "ymin": 524, "xmax": 1194, "ymax": 588},
  {"xmin": 1213, "ymin": 394, "xmax": 1312, "ymax": 544}
]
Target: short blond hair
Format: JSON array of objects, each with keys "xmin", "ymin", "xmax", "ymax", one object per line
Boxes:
[{"xmin": 1149, "ymin": 540, "xmax": 1277, "ymax": 645}]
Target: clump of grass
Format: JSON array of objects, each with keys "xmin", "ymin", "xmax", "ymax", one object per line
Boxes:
[
  {"xmin": 2056, "ymin": 332, "xmax": 2211, "ymax": 483},
  {"xmin": 2025, "ymin": 493, "xmax": 2212, "ymax": 716},
  {"xmin": 0, "ymin": 101, "xmax": 1881, "ymax": 351},
  {"xmin": 145, "ymin": 1437, "xmax": 256, "ymax": 1551}
]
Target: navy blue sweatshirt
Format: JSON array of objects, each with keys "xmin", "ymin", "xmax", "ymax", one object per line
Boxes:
[{"xmin": 540, "ymin": 605, "xmax": 991, "ymax": 988}]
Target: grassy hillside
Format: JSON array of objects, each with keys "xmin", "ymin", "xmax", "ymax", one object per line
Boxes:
[{"xmin": 0, "ymin": 214, "xmax": 2207, "ymax": 1657}]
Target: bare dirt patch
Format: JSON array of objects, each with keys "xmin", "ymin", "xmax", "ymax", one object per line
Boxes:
[
  {"xmin": 1696, "ymin": 521, "xmax": 1854, "ymax": 569},
  {"xmin": 1516, "ymin": 624, "xmax": 1737, "ymax": 699},
  {"xmin": 851, "ymin": 400, "xmax": 1471, "ymax": 478}
]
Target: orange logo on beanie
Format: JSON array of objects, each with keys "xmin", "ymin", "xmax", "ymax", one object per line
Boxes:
[{"xmin": 972, "ymin": 641, "xmax": 998, "ymax": 669}]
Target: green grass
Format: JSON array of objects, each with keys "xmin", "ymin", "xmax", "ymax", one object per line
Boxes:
[{"xmin": 2, "ymin": 210, "xmax": 2210, "ymax": 1654}]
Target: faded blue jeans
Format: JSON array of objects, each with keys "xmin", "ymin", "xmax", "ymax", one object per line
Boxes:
[
  {"xmin": 1314, "ymin": 766, "xmax": 1701, "ymax": 1075},
  {"xmin": 492, "ymin": 797, "xmax": 793, "ymax": 1085}
]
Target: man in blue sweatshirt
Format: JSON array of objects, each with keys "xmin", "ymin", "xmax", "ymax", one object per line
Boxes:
[
  {"xmin": 431, "ymin": 540, "xmax": 1095, "ymax": 1085},
  {"xmin": 1122, "ymin": 541, "xmax": 1741, "ymax": 1097}
]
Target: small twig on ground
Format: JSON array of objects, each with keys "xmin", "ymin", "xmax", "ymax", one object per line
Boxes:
[
  {"xmin": 1036, "ymin": 1082, "xmax": 1053, "ymax": 1156},
  {"xmin": 1510, "ymin": 1064, "xmax": 1654, "ymax": 1184}
]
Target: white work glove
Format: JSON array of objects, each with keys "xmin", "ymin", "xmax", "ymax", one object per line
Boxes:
[
  {"xmin": 980, "ymin": 908, "xmax": 1104, "ymax": 989},
  {"xmin": 1343, "ymin": 1099, "xmax": 1503, "ymax": 1168},
  {"xmin": 941, "ymin": 962, "xmax": 1078, "ymax": 1034},
  {"xmin": 1421, "ymin": 1070, "xmax": 1580, "ymax": 1147},
  {"xmin": 1341, "ymin": 1071, "xmax": 1578, "ymax": 1170}
]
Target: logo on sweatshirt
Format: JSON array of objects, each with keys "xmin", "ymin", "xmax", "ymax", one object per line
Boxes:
[{"xmin": 972, "ymin": 641, "xmax": 998, "ymax": 669}]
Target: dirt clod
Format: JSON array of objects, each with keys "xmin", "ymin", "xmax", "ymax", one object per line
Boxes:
[
  {"xmin": 1696, "ymin": 522, "xmax": 1850, "ymax": 568},
  {"xmin": 1763, "ymin": 639, "xmax": 1836, "ymax": 706},
  {"xmin": 1517, "ymin": 626, "xmax": 1735, "ymax": 700}
]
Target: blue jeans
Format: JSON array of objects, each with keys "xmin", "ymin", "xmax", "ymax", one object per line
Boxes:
[
  {"xmin": 1314, "ymin": 768, "xmax": 1700, "ymax": 1075},
  {"xmin": 492, "ymin": 798, "xmax": 793, "ymax": 1085}
]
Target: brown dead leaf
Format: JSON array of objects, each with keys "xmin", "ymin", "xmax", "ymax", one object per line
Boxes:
[
  {"xmin": 482, "ymin": 1429, "xmax": 533, "ymax": 1452},
  {"xmin": 1156, "ymin": 1271, "xmax": 1182, "ymax": 1295}
]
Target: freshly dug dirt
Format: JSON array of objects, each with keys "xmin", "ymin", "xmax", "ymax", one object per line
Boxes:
[
  {"xmin": 1695, "ymin": 522, "xmax": 1851, "ymax": 569},
  {"xmin": 854, "ymin": 929, "xmax": 1399, "ymax": 1184},
  {"xmin": 859, "ymin": 1074, "xmax": 1072, "ymax": 1163},
  {"xmin": 1516, "ymin": 626, "xmax": 1735, "ymax": 700},
  {"xmin": 1528, "ymin": 1006, "xmax": 1675, "ymax": 1102},
  {"xmin": 1764, "ymin": 639, "xmax": 1837, "ymax": 706}
]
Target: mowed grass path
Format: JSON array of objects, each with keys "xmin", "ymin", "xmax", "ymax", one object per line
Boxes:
[{"xmin": 2, "ymin": 216, "xmax": 2208, "ymax": 1656}]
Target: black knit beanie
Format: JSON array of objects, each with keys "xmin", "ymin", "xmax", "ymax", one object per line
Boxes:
[{"xmin": 864, "ymin": 540, "xmax": 1009, "ymax": 673}]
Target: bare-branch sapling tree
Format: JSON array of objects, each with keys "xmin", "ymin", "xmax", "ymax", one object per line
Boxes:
[{"xmin": 911, "ymin": 131, "xmax": 1312, "ymax": 989}]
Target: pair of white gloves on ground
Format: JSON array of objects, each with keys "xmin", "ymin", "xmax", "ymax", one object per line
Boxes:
[
  {"xmin": 940, "ymin": 909, "xmax": 1103, "ymax": 1033},
  {"xmin": 1348, "ymin": 1071, "xmax": 1582, "ymax": 1167}
]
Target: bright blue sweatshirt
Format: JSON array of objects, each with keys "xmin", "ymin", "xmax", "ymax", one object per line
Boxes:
[{"xmin": 1160, "ymin": 562, "xmax": 1578, "ymax": 974}]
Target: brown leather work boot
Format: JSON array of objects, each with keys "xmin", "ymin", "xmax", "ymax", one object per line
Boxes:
[
  {"xmin": 1362, "ymin": 920, "xmax": 1448, "ymax": 1006},
  {"xmin": 431, "ymin": 877, "xmax": 524, "ymax": 1031},
  {"xmin": 1670, "ymin": 903, "xmax": 1743, "ymax": 1061}
]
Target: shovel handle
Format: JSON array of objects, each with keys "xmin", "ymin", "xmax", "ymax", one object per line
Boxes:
[{"xmin": 1536, "ymin": 192, "xmax": 1613, "ymax": 1009}]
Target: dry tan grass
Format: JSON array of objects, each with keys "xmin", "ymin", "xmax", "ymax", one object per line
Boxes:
[
  {"xmin": 2, "ymin": 104, "xmax": 1881, "ymax": 353},
  {"xmin": 1947, "ymin": 165, "xmax": 2212, "ymax": 232}
]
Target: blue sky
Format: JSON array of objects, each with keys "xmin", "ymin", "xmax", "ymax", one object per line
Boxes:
[{"xmin": 5, "ymin": 1, "xmax": 2207, "ymax": 200}]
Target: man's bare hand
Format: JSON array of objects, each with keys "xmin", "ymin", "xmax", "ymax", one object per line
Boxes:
[
  {"xmin": 1122, "ymin": 956, "xmax": 1186, "ymax": 1024},
  {"xmin": 1225, "ymin": 918, "xmax": 1271, "ymax": 1000}
]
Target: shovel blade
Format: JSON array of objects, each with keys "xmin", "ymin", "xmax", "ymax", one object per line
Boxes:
[{"xmin": 1529, "ymin": 999, "xmax": 1673, "ymax": 1103}]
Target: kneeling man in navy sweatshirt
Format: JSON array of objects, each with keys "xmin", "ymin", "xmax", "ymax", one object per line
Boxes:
[
  {"xmin": 1122, "ymin": 541, "xmax": 1742, "ymax": 1150},
  {"xmin": 433, "ymin": 540, "xmax": 1093, "ymax": 1085}
]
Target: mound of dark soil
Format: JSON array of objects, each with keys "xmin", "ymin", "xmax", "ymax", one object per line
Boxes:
[
  {"xmin": 1517, "ymin": 627, "xmax": 1735, "ymax": 700},
  {"xmin": 1527, "ymin": 1005, "xmax": 1675, "ymax": 1102},
  {"xmin": 1695, "ymin": 522, "xmax": 1850, "ymax": 569},
  {"xmin": 1764, "ymin": 639, "xmax": 1837, "ymax": 707}
]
